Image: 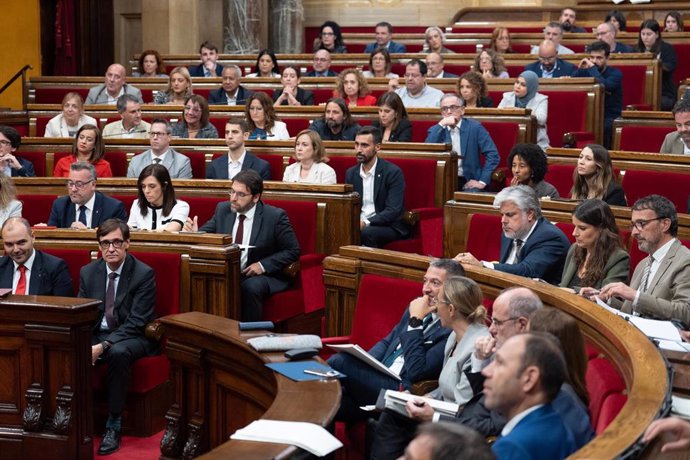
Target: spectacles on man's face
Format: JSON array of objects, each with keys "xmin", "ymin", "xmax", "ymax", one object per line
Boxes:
[
  {"xmin": 441, "ymin": 105, "xmax": 463, "ymax": 113},
  {"xmin": 149, "ymin": 131, "xmax": 169, "ymax": 137},
  {"xmin": 491, "ymin": 316, "xmax": 519, "ymax": 327},
  {"xmin": 630, "ymin": 217, "xmax": 666, "ymax": 231},
  {"xmin": 66, "ymin": 179, "xmax": 94, "ymax": 189},
  {"xmin": 228, "ymin": 189, "xmax": 251, "ymax": 199},
  {"xmin": 99, "ymin": 239, "xmax": 125, "ymax": 250},
  {"xmin": 0, "ymin": 140, "xmax": 11, "ymax": 147}
]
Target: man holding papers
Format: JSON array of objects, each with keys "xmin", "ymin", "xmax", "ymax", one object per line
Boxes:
[{"xmin": 328, "ymin": 259, "xmax": 464, "ymax": 422}]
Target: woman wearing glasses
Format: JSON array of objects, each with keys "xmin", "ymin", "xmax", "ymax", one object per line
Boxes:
[
  {"xmin": 559, "ymin": 199, "xmax": 629, "ymax": 293},
  {"xmin": 245, "ymin": 92, "xmax": 290, "ymax": 140},
  {"xmin": 313, "ymin": 21, "xmax": 347, "ymax": 53},
  {"xmin": 570, "ymin": 144, "xmax": 626, "ymax": 206},
  {"xmin": 128, "ymin": 164, "xmax": 189, "ymax": 232},
  {"xmin": 53, "ymin": 124, "xmax": 113, "ymax": 178},
  {"xmin": 171, "ymin": 95, "xmax": 218, "ymax": 139}
]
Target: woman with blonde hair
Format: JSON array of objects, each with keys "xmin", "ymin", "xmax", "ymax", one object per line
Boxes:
[
  {"xmin": 44, "ymin": 92, "xmax": 97, "ymax": 138},
  {"xmin": 334, "ymin": 68, "xmax": 377, "ymax": 107},
  {"xmin": 570, "ymin": 144, "xmax": 626, "ymax": 206},
  {"xmin": 154, "ymin": 66, "xmax": 193, "ymax": 104},
  {"xmin": 283, "ymin": 130, "xmax": 336, "ymax": 184},
  {"xmin": 0, "ymin": 172, "xmax": 22, "ymax": 226},
  {"xmin": 423, "ymin": 26, "xmax": 455, "ymax": 54},
  {"xmin": 53, "ymin": 124, "xmax": 112, "ymax": 177}
]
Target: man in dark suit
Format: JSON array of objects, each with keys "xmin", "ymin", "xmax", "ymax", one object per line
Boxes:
[
  {"xmin": 206, "ymin": 118, "xmax": 272, "ymax": 180},
  {"xmin": 83, "ymin": 219, "xmax": 157, "ymax": 455},
  {"xmin": 184, "ymin": 170, "xmax": 300, "ymax": 321},
  {"xmin": 364, "ymin": 21, "xmax": 407, "ymax": 54},
  {"xmin": 47, "ymin": 161, "xmax": 127, "ymax": 229},
  {"xmin": 309, "ymin": 98, "xmax": 361, "ymax": 141},
  {"xmin": 328, "ymin": 259, "xmax": 463, "ymax": 423},
  {"xmin": 346, "ymin": 126, "xmax": 410, "ymax": 248},
  {"xmin": 426, "ymin": 52, "xmax": 458, "ymax": 79},
  {"xmin": 0, "ymin": 125, "xmax": 35, "ymax": 177},
  {"xmin": 525, "ymin": 40, "xmax": 576, "ymax": 78},
  {"xmin": 0, "ymin": 217, "xmax": 73, "ymax": 296},
  {"xmin": 208, "ymin": 65, "xmax": 254, "ymax": 105},
  {"xmin": 187, "ymin": 41, "xmax": 224, "ymax": 77},
  {"xmin": 306, "ymin": 50, "xmax": 338, "ymax": 77},
  {"xmin": 455, "ymin": 185, "xmax": 570, "ymax": 284}
]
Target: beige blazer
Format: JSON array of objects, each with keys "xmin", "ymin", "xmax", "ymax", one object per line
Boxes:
[{"xmin": 660, "ymin": 131, "xmax": 687, "ymax": 155}]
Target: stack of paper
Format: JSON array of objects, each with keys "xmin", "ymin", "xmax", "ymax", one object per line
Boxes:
[
  {"xmin": 383, "ymin": 390, "xmax": 459, "ymax": 418},
  {"xmin": 230, "ymin": 419, "xmax": 343, "ymax": 457},
  {"xmin": 327, "ymin": 343, "xmax": 401, "ymax": 380}
]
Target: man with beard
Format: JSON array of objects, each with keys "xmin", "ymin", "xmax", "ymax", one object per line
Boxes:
[
  {"xmin": 454, "ymin": 185, "xmax": 570, "ymax": 284},
  {"xmin": 345, "ymin": 126, "xmax": 410, "ymax": 247},
  {"xmin": 525, "ymin": 40, "xmax": 576, "ymax": 78},
  {"xmin": 559, "ymin": 7, "xmax": 585, "ymax": 33},
  {"xmin": 660, "ymin": 98, "xmax": 690, "ymax": 154},
  {"xmin": 308, "ymin": 98, "xmax": 361, "ymax": 141}
]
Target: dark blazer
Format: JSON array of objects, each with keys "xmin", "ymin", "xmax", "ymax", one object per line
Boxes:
[
  {"xmin": 80, "ymin": 253, "xmax": 156, "ymax": 348},
  {"xmin": 603, "ymin": 181, "xmax": 627, "ymax": 207},
  {"xmin": 188, "ymin": 63, "xmax": 224, "ymax": 77},
  {"xmin": 524, "ymin": 58, "xmax": 576, "ymax": 78},
  {"xmin": 309, "ymin": 118, "xmax": 361, "ymax": 141},
  {"xmin": 494, "ymin": 217, "xmax": 571, "ymax": 284},
  {"xmin": 207, "ymin": 85, "xmax": 254, "ymax": 105},
  {"xmin": 272, "ymin": 87, "xmax": 315, "ymax": 106},
  {"xmin": 572, "ymin": 65, "xmax": 623, "ymax": 121},
  {"xmin": 476, "ymin": 95, "xmax": 495, "ymax": 108},
  {"xmin": 10, "ymin": 157, "xmax": 36, "ymax": 177},
  {"xmin": 206, "ymin": 151, "xmax": 272, "ymax": 180},
  {"xmin": 345, "ymin": 157, "xmax": 410, "ymax": 237},
  {"xmin": 0, "ymin": 250, "xmax": 73, "ymax": 296},
  {"xmin": 371, "ymin": 119, "xmax": 413, "ymax": 142},
  {"xmin": 306, "ymin": 69, "xmax": 338, "ymax": 77},
  {"xmin": 364, "ymin": 41, "xmax": 407, "ymax": 54},
  {"xmin": 47, "ymin": 191, "xmax": 127, "ymax": 228}
]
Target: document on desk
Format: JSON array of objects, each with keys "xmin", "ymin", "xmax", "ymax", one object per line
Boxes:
[
  {"xmin": 381, "ymin": 390, "xmax": 459, "ymax": 418},
  {"xmin": 326, "ymin": 344, "xmax": 401, "ymax": 380},
  {"xmin": 595, "ymin": 296, "xmax": 683, "ymax": 342},
  {"xmin": 230, "ymin": 419, "xmax": 343, "ymax": 457}
]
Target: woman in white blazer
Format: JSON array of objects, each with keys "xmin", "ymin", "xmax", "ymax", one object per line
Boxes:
[
  {"xmin": 283, "ymin": 130, "xmax": 337, "ymax": 184},
  {"xmin": 498, "ymin": 70, "xmax": 550, "ymax": 149},
  {"xmin": 44, "ymin": 92, "xmax": 96, "ymax": 138}
]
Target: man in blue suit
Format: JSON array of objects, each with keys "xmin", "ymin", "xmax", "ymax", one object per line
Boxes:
[
  {"xmin": 484, "ymin": 332, "xmax": 577, "ymax": 459},
  {"xmin": 47, "ymin": 162, "xmax": 127, "ymax": 229},
  {"xmin": 208, "ymin": 66, "xmax": 254, "ymax": 105},
  {"xmin": 525, "ymin": 40, "xmax": 576, "ymax": 78},
  {"xmin": 328, "ymin": 259, "xmax": 464, "ymax": 422},
  {"xmin": 455, "ymin": 185, "xmax": 570, "ymax": 284},
  {"xmin": 0, "ymin": 217, "xmax": 73, "ymax": 296},
  {"xmin": 0, "ymin": 125, "xmax": 35, "ymax": 177},
  {"xmin": 425, "ymin": 93, "xmax": 499, "ymax": 192},
  {"xmin": 188, "ymin": 41, "xmax": 224, "ymax": 77},
  {"xmin": 364, "ymin": 21, "xmax": 407, "ymax": 54},
  {"xmin": 206, "ymin": 118, "xmax": 272, "ymax": 180}
]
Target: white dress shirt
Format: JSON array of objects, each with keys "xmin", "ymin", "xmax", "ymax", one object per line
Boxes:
[
  {"xmin": 232, "ymin": 203, "xmax": 258, "ymax": 270},
  {"xmin": 73, "ymin": 193, "xmax": 97, "ymax": 228},
  {"xmin": 12, "ymin": 250, "xmax": 36, "ymax": 294},
  {"xmin": 100, "ymin": 260, "xmax": 125, "ymax": 330},
  {"xmin": 359, "ymin": 158, "xmax": 378, "ymax": 225},
  {"xmin": 227, "ymin": 151, "xmax": 246, "ymax": 180}
]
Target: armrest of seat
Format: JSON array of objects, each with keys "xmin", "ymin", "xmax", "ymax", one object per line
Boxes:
[
  {"xmin": 281, "ymin": 253, "xmax": 326, "ymax": 278},
  {"xmin": 626, "ymin": 104, "xmax": 652, "ymax": 111},
  {"xmin": 412, "ymin": 380, "xmax": 438, "ymax": 395},
  {"xmin": 319, "ymin": 335, "xmax": 353, "ymax": 359},
  {"xmin": 562, "ymin": 131, "xmax": 595, "ymax": 148},
  {"xmin": 145, "ymin": 321, "xmax": 164, "ymax": 341}
]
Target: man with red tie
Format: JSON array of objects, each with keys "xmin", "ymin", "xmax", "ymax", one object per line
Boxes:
[{"xmin": 0, "ymin": 217, "xmax": 73, "ymax": 296}]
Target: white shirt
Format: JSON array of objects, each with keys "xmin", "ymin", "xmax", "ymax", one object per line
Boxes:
[
  {"xmin": 12, "ymin": 250, "xmax": 36, "ymax": 294},
  {"xmin": 106, "ymin": 87, "xmax": 125, "ymax": 105},
  {"xmin": 482, "ymin": 219, "xmax": 539, "ymax": 269},
  {"xmin": 100, "ymin": 260, "xmax": 125, "ymax": 330},
  {"xmin": 127, "ymin": 199, "xmax": 190, "ymax": 231},
  {"xmin": 501, "ymin": 404, "xmax": 544, "ymax": 436},
  {"xmin": 228, "ymin": 151, "xmax": 247, "ymax": 180},
  {"xmin": 233, "ymin": 203, "xmax": 258, "ymax": 270},
  {"xmin": 151, "ymin": 149, "xmax": 169, "ymax": 165},
  {"xmin": 359, "ymin": 158, "xmax": 378, "ymax": 225},
  {"xmin": 74, "ymin": 193, "xmax": 97, "ymax": 228},
  {"xmin": 633, "ymin": 238, "xmax": 676, "ymax": 308},
  {"xmin": 684, "ymin": 140, "xmax": 690, "ymax": 155}
]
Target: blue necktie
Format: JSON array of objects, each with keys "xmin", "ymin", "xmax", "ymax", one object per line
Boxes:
[{"xmin": 78, "ymin": 205, "xmax": 87, "ymax": 226}]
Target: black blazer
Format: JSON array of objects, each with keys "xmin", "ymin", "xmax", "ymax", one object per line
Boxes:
[
  {"xmin": 208, "ymin": 85, "xmax": 254, "ymax": 105},
  {"xmin": 188, "ymin": 63, "xmax": 224, "ymax": 77},
  {"xmin": 0, "ymin": 250, "xmax": 73, "ymax": 296},
  {"xmin": 205, "ymin": 151, "xmax": 272, "ymax": 180},
  {"xmin": 306, "ymin": 69, "xmax": 338, "ymax": 77},
  {"xmin": 272, "ymin": 87, "xmax": 315, "ymax": 106},
  {"xmin": 371, "ymin": 119, "xmax": 413, "ymax": 142},
  {"xmin": 10, "ymin": 157, "xmax": 36, "ymax": 177},
  {"xmin": 47, "ymin": 191, "xmax": 127, "ymax": 228}
]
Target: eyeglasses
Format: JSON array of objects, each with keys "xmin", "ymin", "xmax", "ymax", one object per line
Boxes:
[
  {"xmin": 184, "ymin": 106, "xmax": 202, "ymax": 114},
  {"xmin": 66, "ymin": 180, "xmax": 94, "ymax": 189},
  {"xmin": 229, "ymin": 189, "xmax": 251, "ymax": 198},
  {"xmin": 538, "ymin": 55, "xmax": 557, "ymax": 62},
  {"xmin": 631, "ymin": 217, "xmax": 666, "ymax": 231},
  {"xmin": 491, "ymin": 316, "xmax": 519, "ymax": 326},
  {"xmin": 0, "ymin": 140, "xmax": 11, "ymax": 147},
  {"xmin": 99, "ymin": 239, "xmax": 125, "ymax": 250},
  {"xmin": 149, "ymin": 131, "xmax": 168, "ymax": 137},
  {"xmin": 441, "ymin": 105, "xmax": 463, "ymax": 113}
]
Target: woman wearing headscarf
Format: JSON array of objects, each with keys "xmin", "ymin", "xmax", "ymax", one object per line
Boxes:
[{"xmin": 498, "ymin": 70, "xmax": 550, "ymax": 149}]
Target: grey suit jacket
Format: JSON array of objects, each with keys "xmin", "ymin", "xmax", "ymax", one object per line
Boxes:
[
  {"xmin": 85, "ymin": 84, "xmax": 143, "ymax": 105},
  {"xmin": 660, "ymin": 131, "xmax": 687, "ymax": 155},
  {"xmin": 127, "ymin": 148, "xmax": 193, "ymax": 179},
  {"xmin": 560, "ymin": 245, "xmax": 630, "ymax": 291},
  {"xmin": 619, "ymin": 239, "xmax": 690, "ymax": 323}
]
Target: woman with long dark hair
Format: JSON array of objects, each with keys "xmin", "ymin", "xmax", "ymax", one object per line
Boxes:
[
  {"xmin": 128, "ymin": 164, "xmax": 189, "ymax": 231},
  {"xmin": 313, "ymin": 21, "xmax": 347, "ymax": 53},
  {"xmin": 637, "ymin": 19, "xmax": 678, "ymax": 111},
  {"xmin": 570, "ymin": 144, "xmax": 626, "ymax": 206},
  {"xmin": 54, "ymin": 124, "xmax": 112, "ymax": 177},
  {"xmin": 371, "ymin": 92, "xmax": 412, "ymax": 142}
]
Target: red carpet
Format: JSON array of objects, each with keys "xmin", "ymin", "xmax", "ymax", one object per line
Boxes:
[{"xmin": 93, "ymin": 430, "xmax": 163, "ymax": 459}]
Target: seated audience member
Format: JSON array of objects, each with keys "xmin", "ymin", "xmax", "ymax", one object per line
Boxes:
[
  {"xmin": 573, "ymin": 41, "xmax": 623, "ymax": 148},
  {"xmin": 560, "ymin": 199, "xmax": 630, "ymax": 292},
  {"xmin": 128, "ymin": 164, "xmax": 189, "ymax": 231},
  {"xmin": 584, "ymin": 195, "xmax": 690, "ymax": 324},
  {"xmin": 499, "ymin": 71, "xmax": 550, "ymax": 149},
  {"xmin": 0, "ymin": 173, "xmax": 21, "ymax": 226},
  {"xmin": 364, "ymin": 21, "xmax": 407, "ymax": 53},
  {"xmin": 371, "ymin": 92, "xmax": 413, "ymax": 142},
  {"xmin": 153, "ymin": 66, "xmax": 193, "ymax": 104},
  {"xmin": 48, "ymin": 162, "xmax": 127, "ymax": 229},
  {"xmin": 474, "ymin": 49, "xmax": 509, "ymax": 79},
  {"xmin": 346, "ymin": 126, "xmax": 410, "ymax": 247},
  {"xmin": 426, "ymin": 52, "xmax": 458, "ymax": 79},
  {"xmin": 45, "ymin": 92, "xmax": 97, "ymax": 138},
  {"xmin": 402, "ymin": 422, "xmax": 494, "ymax": 460},
  {"xmin": 362, "ymin": 48, "xmax": 399, "ymax": 79},
  {"xmin": 306, "ymin": 49, "xmax": 337, "ymax": 77},
  {"xmin": 644, "ymin": 417, "xmax": 690, "ymax": 452},
  {"xmin": 637, "ymin": 19, "xmax": 677, "ymax": 111},
  {"xmin": 490, "ymin": 27, "xmax": 514, "ymax": 54},
  {"xmin": 484, "ymin": 333, "xmax": 577, "ymax": 459},
  {"xmin": 245, "ymin": 92, "xmax": 290, "ymax": 140},
  {"xmin": 208, "ymin": 65, "xmax": 254, "ymax": 105},
  {"xmin": 426, "ymin": 93, "xmax": 499, "ymax": 192},
  {"xmin": 171, "ymin": 95, "xmax": 218, "ymax": 139},
  {"xmin": 183, "ymin": 170, "xmax": 300, "ymax": 321},
  {"xmin": 508, "ymin": 143, "xmax": 559, "ymax": 199},
  {"xmin": 595, "ymin": 22, "xmax": 633, "ymax": 53},
  {"xmin": 328, "ymin": 259, "xmax": 463, "ymax": 422},
  {"xmin": 458, "ymin": 71, "xmax": 494, "ymax": 108},
  {"xmin": 530, "ymin": 23, "xmax": 574, "ymax": 55},
  {"xmin": 102, "ymin": 94, "xmax": 151, "ymax": 139},
  {"xmin": 455, "ymin": 185, "xmax": 570, "ymax": 284},
  {"xmin": 86, "ymin": 63, "xmax": 143, "ymax": 105},
  {"xmin": 83, "ymin": 218, "xmax": 158, "ymax": 455},
  {"xmin": 371, "ymin": 276, "xmax": 490, "ymax": 460},
  {"xmin": 660, "ymin": 98, "xmax": 690, "ymax": 154},
  {"xmin": 560, "ymin": 7, "xmax": 586, "ymax": 32},
  {"xmin": 423, "ymin": 26, "xmax": 455, "ymax": 54},
  {"xmin": 283, "ymin": 130, "xmax": 337, "ymax": 184},
  {"xmin": 664, "ymin": 11, "xmax": 684, "ymax": 32},
  {"xmin": 570, "ymin": 144, "xmax": 626, "ymax": 206},
  {"xmin": 334, "ymin": 68, "xmax": 377, "ymax": 107},
  {"xmin": 245, "ymin": 49, "xmax": 281, "ymax": 78},
  {"xmin": 606, "ymin": 10, "xmax": 627, "ymax": 32},
  {"xmin": 0, "ymin": 125, "xmax": 35, "ymax": 177},
  {"xmin": 308, "ymin": 98, "xmax": 361, "ymax": 141},
  {"xmin": 393, "ymin": 59, "xmax": 444, "ymax": 108},
  {"xmin": 54, "ymin": 124, "xmax": 113, "ymax": 178},
  {"xmin": 273, "ymin": 66, "xmax": 315, "ymax": 106},
  {"xmin": 187, "ymin": 41, "xmax": 224, "ymax": 77},
  {"xmin": 207, "ymin": 117, "xmax": 271, "ymax": 180},
  {"xmin": 313, "ymin": 21, "xmax": 347, "ymax": 53},
  {"xmin": 127, "ymin": 119, "xmax": 192, "ymax": 179},
  {"xmin": 0, "ymin": 217, "xmax": 72, "ymax": 296},
  {"xmin": 132, "ymin": 49, "xmax": 167, "ymax": 77},
  {"xmin": 526, "ymin": 40, "xmax": 577, "ymax": 78}
]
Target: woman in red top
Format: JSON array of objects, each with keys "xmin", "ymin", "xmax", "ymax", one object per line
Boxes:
[
  {"xmin": 53, "ymin": 124, "xmax": 113, "ymax": 178},
  {"xmin": 334, "ymin": 68, "xmax": 377, "ymax": 107}
]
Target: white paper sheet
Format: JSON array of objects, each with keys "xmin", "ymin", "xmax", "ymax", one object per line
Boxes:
[
  {"xmin": 326, "ymin": 344, "xmax": 401, "ymax": 380},
  {"xmin": 230, "ymin": 419, "xmax": 343, "ymax": 457}
]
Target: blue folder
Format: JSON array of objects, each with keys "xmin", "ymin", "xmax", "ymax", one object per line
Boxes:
[{"xmin": 266, "ymin": 361, "xmax": 346, "ymax": 382}]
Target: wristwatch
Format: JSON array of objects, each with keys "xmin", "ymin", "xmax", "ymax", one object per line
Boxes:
[{"xmin": 408, "ymin": 316, "xmax": 424, "ymax": 328}]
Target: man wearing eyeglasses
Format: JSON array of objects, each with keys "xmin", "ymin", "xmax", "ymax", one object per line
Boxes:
[
  {"xmin": 525, "ymin": 40, "xmax": 576, "ymax": 78},
  {"xmin": 127, "ymin": 118, "xmax": 192, "ymax": 178},
  {"xmin": 306, "ymin": 49, "xmax": 338, "ymax": 77},
  {"xmin": 584, "ymin": 195, "xmax": 690, "ymax": 325},
  {"xmin": 0, "ymin": 125, "xmax": 35, "ymax": 177},
  {"xmin": 80, "ymin": 218, "xmax": 158, "ymax": 455},
  {"xmin": 392, "ymin": 59, "xmax": 444, "ymax": 108},
  {"xmin": 593, "ymin": 22, "xmax": 633, "ymax": 54},
  {"xmin": 183, "ymin": 170, "xmax": 300, "ymax": 321},
  {"xmin": 47, "ymin": 162, "xmax": 126, "ymax": 229}
]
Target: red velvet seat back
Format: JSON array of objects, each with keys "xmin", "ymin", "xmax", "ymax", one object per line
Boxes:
[
  {"xmin": 544, "ymin": 164, "xmax": 575, "ymax": 198},
  {"xmin": 179, "ymin": 151, "xmax": 207, "ymax": 178},
  {"xmin": 613, "ymin": 65, "xmax": 648, "ymax": 107},
  {"xmin": 672, "ymin": 43, "xmax": 690, "ymax": 84},
  {"xmin": 411, "ymin": 120, "xmax": 438, "ymax": 143},
  {"xmin": 194, "ymin": 88, "xmax": 211, "ymax": 100},
  {"xmin": 34, "ymin": 88, "xmax": 89, "ymax": 104},
  {"xmin": 465, "ymin": 213, "xmax": 503, "ymax": 262},
  {"xmin": 111, "ymin": 194, "xmax": 137, "ymax": 215},
  {"xmin": 39, "ymin": 248, "xmax": 92, "ymax": 293},
  {"xmin": 35, "ymin": 117, "xmax": 51, "ymax": 137},
  {"xmin": 541, "ymin": 91, "xmax": 588, "ymax": 147},
  {"xmin": 209, "ymin": 117, "xmax": 227, "ymax": 136},
  {"xmin": 618, "ymin": 126, "xmax": 674, "ymax": 152},
  {"xmin": 596, "ymin": 393, "xmax": 628, "ymax": 434},
  {"xmin": 326, "ymin": 156, "xmax": 357, "ymax": 183},
  {"xmin": 180, "ymin": 195, "xmax": 225, "ymax": 225},
  {"xmin": 17, "ymin": 151, "xmax": 47, "ymax": 177},
  {"xmin": 622, "ymin": 169, "xmax": 689, "ymax": 212},
  {"xmin": 19, "ymin": 194, "xmax": 57, "ymax": 225},
  {"xmin": 103, "ymin": 151, "xmax": 128, "ymax": 177},
  {"xmin": 444, "ymin": 64, "xmax": 472, "ymax": 75},
  {"xmin": 128, "ymin": 251, "xmax": 182, "ymax": 317},
  {"xmin": 386, "ymin": 158, "xmax": 436, "ymax": 210},
  {"xmin": 555, "ymin": 222, "xmax": 576, "ymax": 244},
  {"xmin": 483, "ymin": 121, "xmax": 520, "ymax": 172},
  {"xmin": 311, "ymin": 89, "xmax": 334, "ymax": 105},
  {"xmin": 263, "ymin": 200, "xmax": 318, "ymax": 254},
  {"xmin": 284, "ymin": 118, "xmax": 311, "ymax": 136},
  {"xmin": 586, "ymin": 357, "xmax": 626, "ymax": 429}
]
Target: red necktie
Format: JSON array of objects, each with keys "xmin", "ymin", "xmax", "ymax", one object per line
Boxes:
[
  {"xmin": 16, "ymin": 265, "xmax": 27, "ymax": 295},
  {"xmin": 235, "ymin": 214, "xmax": 246, "ymax": 245}
]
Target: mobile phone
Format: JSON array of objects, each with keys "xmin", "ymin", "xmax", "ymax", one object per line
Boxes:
[{"xmin": 304, "ymin": 368, "xmax": 340, "ymax": 378}]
